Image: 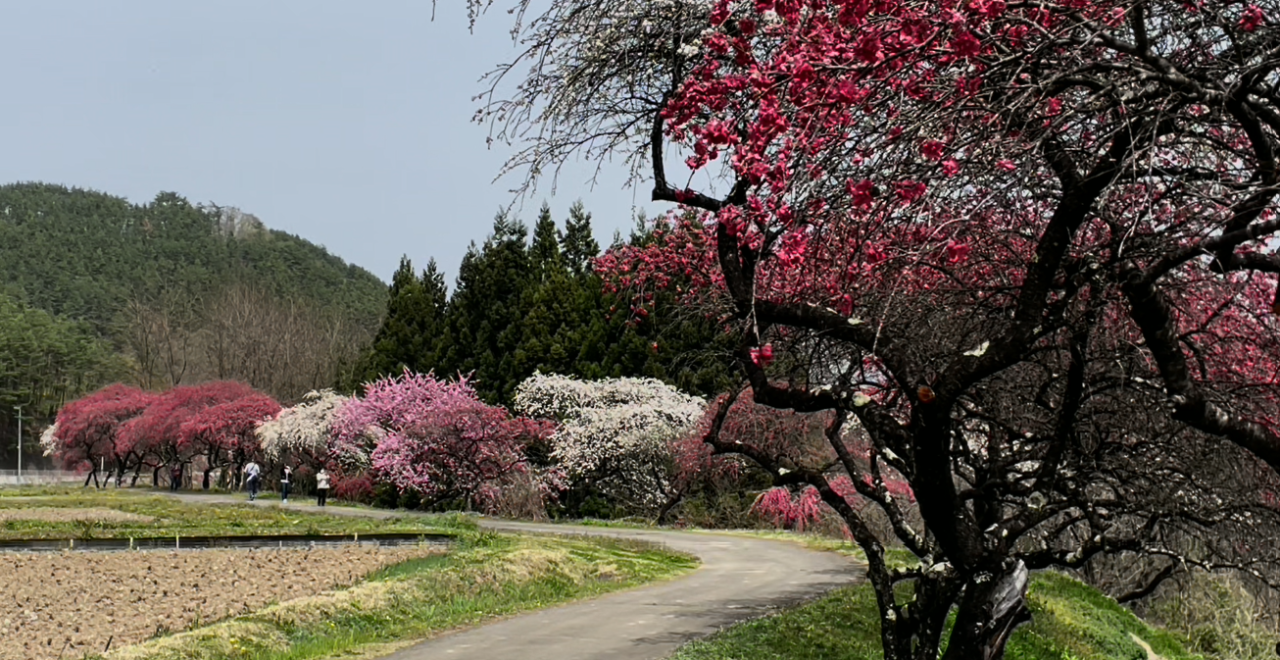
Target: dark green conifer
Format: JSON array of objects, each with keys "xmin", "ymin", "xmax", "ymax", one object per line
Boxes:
[
  {"xmin": 349, "ymin": 256, "xmax": 447, "ymax": 387},
  {"xmin": 562, "ymin": 201, "xmax": 601, "ymax": 277},
  {"xmin": 439, "ymin": 211, "xmax": 533, "ymax": 403}
]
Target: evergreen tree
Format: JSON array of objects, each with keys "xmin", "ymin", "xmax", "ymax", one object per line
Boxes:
[
  {"xmin": 561, "ymin": 201, "xmax": 600, "ymax": 277},
  {"xmin": 529, "ymin": 203, "xmax": 563, "ymax": 281},
  {"xmin": 515, "ymin": 204, "xmax": 582, "ymax": 379},
  {"xmin": 440, "ymin": 211, "xmax": 533, "ymax": 404},
  {"xmin": 516, "ymin": 266, "xmax": 586, "ymax": 378},
  {"xmin": 348, "ymin": 203, "xmax": 733, "ymax": 405},
  {"xmin": 350, "ymin": 257, "xmax": 447, "ymax": 388}
]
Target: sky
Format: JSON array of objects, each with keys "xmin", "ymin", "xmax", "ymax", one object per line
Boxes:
[{"xmin": 0, "ymin": 1, "xmax": 671, "ymax": 285}]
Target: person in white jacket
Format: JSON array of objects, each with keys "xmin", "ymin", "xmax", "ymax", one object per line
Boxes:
[
  {"xmin": 315, "ymin": 468, "xmax": 330, "ymax": 507},
  {"xmin": 244, "ymin": 461, "xmax": 262, "ymax": 501}
]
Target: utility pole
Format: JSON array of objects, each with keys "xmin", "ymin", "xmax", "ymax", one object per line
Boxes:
[{"xmin": 13, "ymin": 405, "xmax": 22, "ymax": 484}]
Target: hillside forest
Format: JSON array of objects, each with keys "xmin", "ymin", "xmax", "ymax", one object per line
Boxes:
[{"xmin": 0, "ymin": 183, "xmax": 729, "ymax": 471}]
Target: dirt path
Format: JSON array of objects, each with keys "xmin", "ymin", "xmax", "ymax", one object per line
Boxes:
[{"xmin": 166, "ymin": 493, "xmax": 863, "ymax": 660}]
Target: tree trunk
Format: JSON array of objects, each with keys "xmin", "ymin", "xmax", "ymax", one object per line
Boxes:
[
  {"xmin": 655, "ymin": 489, "xmax": 685, "ymax": 525},
  {"xmin": 202, "ymin": 467, "xmax": 213, "ymax": 491},
  {"xmin": 941, "ymin": 560, "xmax": 1030, "ymax": 660}
]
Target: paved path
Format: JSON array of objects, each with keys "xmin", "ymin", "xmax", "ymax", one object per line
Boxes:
[{"xmin": 168, "ymin": 493, "xmax": 862, "ymax": 660}]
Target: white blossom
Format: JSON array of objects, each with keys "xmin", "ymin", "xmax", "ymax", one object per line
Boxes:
[
  {"xmin": 40, "ymin": 423, "xmax": 58, "ymax": 457},
  {"xmin": 515, "ymin": 373, "xmax": 705, "ymax": 508},
  {"xmin": 256, "ymin": 389, "xmax": 350, "ymax": 462}
]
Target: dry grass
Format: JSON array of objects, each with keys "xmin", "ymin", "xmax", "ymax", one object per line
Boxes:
[
  {"xmin": 0, "ymin": 489, "xmax": 471, "ymax": 540},
  {"xmin": 0, "ymin": 507, "xmax": 154, "ymax": 524}
]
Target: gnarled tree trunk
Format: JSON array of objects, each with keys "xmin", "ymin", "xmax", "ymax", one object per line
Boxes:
[{"xmin": 942, "ymin": 561, "xmax": 1030, "ymax": 660}]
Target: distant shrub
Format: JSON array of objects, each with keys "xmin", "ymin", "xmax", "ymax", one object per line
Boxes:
[
  {"xmin": 398, "ymin": 488, "xmax": 422, "ymax": 511},
  {"xmin": 373, "ymin": 482, "xmax": 399, "ymax": 509},
  {"xmin": 332, "ymin": 473, "xmax": 375, "ymax": 504}
]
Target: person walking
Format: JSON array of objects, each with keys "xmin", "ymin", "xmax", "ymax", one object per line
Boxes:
[
  {"xmin": 244, "ymin": 460, "xmax": 262, "ymax": 501},
  {"xmin": 169, "ymin": 463, "xmax": 182, "ymax": 492},
  {"xmin": 315, "ymin": 468, "xmax": 330, "ymax": 507},
  {"xmin": 280, "ymin": 465, "xmax": 292, "ymax": 504}
]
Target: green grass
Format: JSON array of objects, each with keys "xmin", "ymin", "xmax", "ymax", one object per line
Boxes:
[
  {"xmin": 570, "ymin": 517, "xmax": 658, "ymax": 529},
  {"xmin": 99, "ymin": 531, "xmax": 698, "ymax": 660},
  {"xmin": 671, "ymin": 571, "xmax": 1201, "ymax": 660},
  {"xmin": 717, "ymin": 529, "xmax": 921, "ymax": 570},
  {"xmin": 0, "ymin": 487, "xmax": 472, "ymax": 540}
]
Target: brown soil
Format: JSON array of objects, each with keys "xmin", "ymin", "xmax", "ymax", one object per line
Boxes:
[
  {"xmin": 0, "ymin": 507, "xmax": 154, "ymax": 524},
  {"xmin": 0, "ymin": 545, "xmax": 442, "ymax": 660}
]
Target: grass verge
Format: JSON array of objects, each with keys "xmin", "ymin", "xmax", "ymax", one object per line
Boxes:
[
  {"xmin": 98, "ymin": 531, "xmax": 697, "ymax": 660},
  {"xmin": 670, "ymin": 571, "xmax": 1198, "ymax": 660},
  {"xmin": 0, "ymin": 487, "xmax": 471, "ymax": 540},
  {"xmin": 714, "ymin": 529, "xmax": 920, "ymax": 570}
]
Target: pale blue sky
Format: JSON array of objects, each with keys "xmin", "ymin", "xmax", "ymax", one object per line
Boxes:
[{"xmin": 0, "ymin": 1, "xmax": 666, "ymax": 284}]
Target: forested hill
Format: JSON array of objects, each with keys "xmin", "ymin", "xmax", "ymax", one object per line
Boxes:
[
  {"xmin": 0, "ymin": 182, "xmax": 385, "ymax": 333},
  {"xmin": 0, "ymin": 183, "xmax": 386, "ymax": 434}
]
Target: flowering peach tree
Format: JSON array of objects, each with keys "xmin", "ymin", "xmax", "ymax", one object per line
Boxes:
[
  {"xmin": 257, "ymin": 389, "xmax": 349, "ymax": 467},
  {"xmin": 332, "ymin": 371, "xmax": 554, "ymax": 512},
  {"xmin": 177, "ymin": 387, "xmax": 281, "ymax": 485},
  {"xmin": 47, "ymin": 383, "xmax": 156, "ymax": 487},
  {"xmin": 49, "ymin": 381, "xmax": 279, "ymax": 489},
  {"xmin": 486, "ymin": 0, "xmax": 1280, "ymax": 657},
  {"xmin": 515, "ymin": 373, "xmax": 705, "ymax": 516}
]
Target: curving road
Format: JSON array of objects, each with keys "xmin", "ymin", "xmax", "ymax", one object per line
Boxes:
[{"xmin": 168, "ymin": 494, "xmax": 862, "ymax": 660}]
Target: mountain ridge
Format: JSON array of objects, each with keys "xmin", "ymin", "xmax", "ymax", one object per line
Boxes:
[{"xmin": 0, "ymin": 181, "xmax": 386, "ymax": 334}]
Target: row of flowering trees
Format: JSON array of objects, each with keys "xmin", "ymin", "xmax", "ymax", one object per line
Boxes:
[
  {"xmin": 44, "ymin": 370, "xmax": 894, "ymax": 526},
  {"xmin": 42, "ymin": 381, "xmax": 280, "ymax": 489}
]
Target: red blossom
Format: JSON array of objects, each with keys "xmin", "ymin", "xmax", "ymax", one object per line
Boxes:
[
  {"xmin": 749, "ymin": 343, "xmax": 776, "ymax": 367},
  {"xmin": 920, "ymin": 139, "xmax": 946, "ymax": 161},
  {"xmin": 1241, "ymin": 4, "xmax": 1265, "ymax": 31},
  {"xmin": 895, "ymin": 180, "xmax": 927, "ymax": 203},
  {"xmin": 847, "ymin": 179, "xmax": 876, "ymax": 207},
  {"xmin": 950, "ymin": 31, "xmax": 982, "ymax": 58}
]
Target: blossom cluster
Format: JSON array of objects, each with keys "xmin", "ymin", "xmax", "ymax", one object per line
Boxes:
[
  {"xmin": 515, "ymin": 373, "xmax": 706, "ymax": 507},
  {"xmin": 257, "ymin": 389, "xmax": 350, "ymax": 463},
  {"xmin": 332, "ymin": 371, "xmax": 555, "ymax": 512},
  {"xmin": 46, "ymin": 382, "xmax": 280, "ymax": 482}
]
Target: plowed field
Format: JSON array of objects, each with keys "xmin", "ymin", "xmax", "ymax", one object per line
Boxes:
[{"xmin": 0, "ymin": 545, "xmax": 442, "ymax": 660}]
